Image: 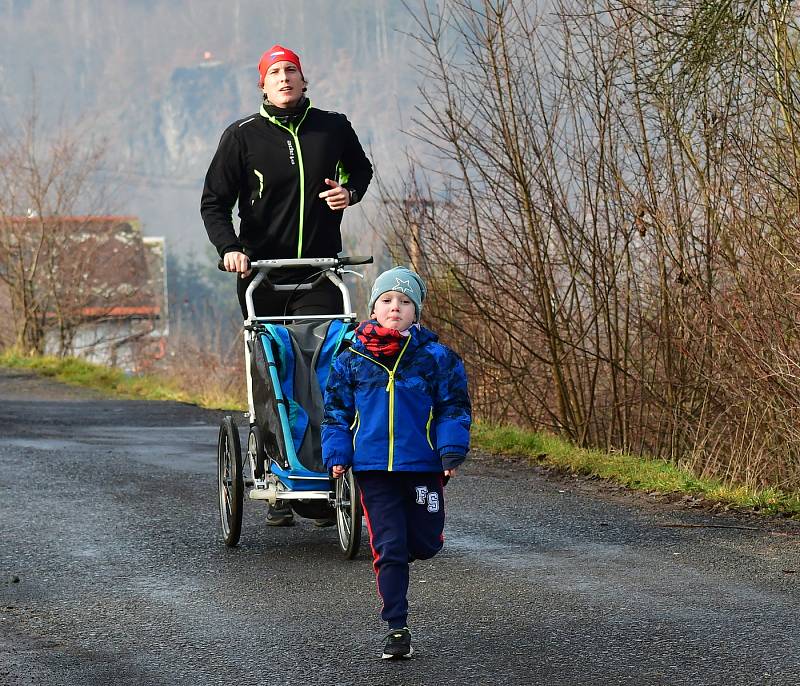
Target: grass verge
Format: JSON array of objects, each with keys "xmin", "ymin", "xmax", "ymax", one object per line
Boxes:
[
  {"xmin": 472, "ymin": 423, "xmax": 800, "ymax": 520},
  {"xmin": 3, "ymin": 351, "xmax": 798, "ymax": 519},
  {"xmin": 0, "ymin": 350, "xmax": 244, "ymax": 410}
]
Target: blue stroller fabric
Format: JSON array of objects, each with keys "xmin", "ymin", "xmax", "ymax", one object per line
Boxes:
[
  {"xmin": 252, "ymin": 319, "xmax": 352, "ymax": 473},
  {"xmin": 268, "ymin": 325, "xmax": 308, "ymax": 460}
]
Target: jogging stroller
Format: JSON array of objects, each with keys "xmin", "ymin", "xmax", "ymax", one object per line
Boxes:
[{"xmin": 216, "ymin": 256, "xmax": 371, "ymax": 558}]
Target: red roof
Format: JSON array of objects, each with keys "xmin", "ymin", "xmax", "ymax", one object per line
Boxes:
[{"xmin": 0, "ymin": 215, "xmax": 164, "ymax": 322}]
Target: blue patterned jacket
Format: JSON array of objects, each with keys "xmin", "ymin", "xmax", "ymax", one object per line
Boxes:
[{"xmin": 322, "ymin": 323, "xmax": 471, "ymax": 472}]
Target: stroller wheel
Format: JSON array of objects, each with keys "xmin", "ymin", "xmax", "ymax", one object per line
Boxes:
[
  {"xmin": 335, "ymin": 468, "xmax": 363, "ymax": 559},
  {"xmin": 217, "ymin": 416, "xmax": 243, "ymax": 547},
  {"xmin": 247, "ymin": 425, "xmax": 265, "ymax": 479}
]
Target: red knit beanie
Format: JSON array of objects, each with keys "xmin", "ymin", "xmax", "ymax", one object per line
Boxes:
[{"xmin": 258, "ymin": 45, "xmax": 303, "ymax": 88}]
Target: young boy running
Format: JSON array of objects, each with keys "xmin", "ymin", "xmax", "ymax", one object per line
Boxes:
[{"xmin": 322, "ymin": 266, "xmax": 471, "ymax": 659}]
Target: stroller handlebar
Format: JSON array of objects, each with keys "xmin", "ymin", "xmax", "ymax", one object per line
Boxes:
[
  {"xmin": 218, "ymin": 255, "xmax": 374, "ymax": 321},
  {"xmin": 217, "ymin": 255, "xmax": 373, "ymax": 271},
  {"xmin": 337, "ymin": 255, "xmax": 373, "ymax": 266}
]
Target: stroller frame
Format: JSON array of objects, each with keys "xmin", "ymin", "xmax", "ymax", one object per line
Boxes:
[{"xmin": 217, "ymin": 256, "xmax": 370, "ymax": 558}]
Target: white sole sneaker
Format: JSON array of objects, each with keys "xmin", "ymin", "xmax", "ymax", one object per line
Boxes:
[{"xmin": 381, "ymin": 647, "xmax": 414, "ymax": 659}]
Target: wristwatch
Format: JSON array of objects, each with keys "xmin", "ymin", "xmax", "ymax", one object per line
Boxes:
[{"xmin": 347, "ymin": 187, "xmax": 359, "ymax": 205}]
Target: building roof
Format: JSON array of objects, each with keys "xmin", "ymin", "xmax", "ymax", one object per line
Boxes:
[{"xmin": 2, "ymin": 215, "xmax": 165, "ymax": 321}]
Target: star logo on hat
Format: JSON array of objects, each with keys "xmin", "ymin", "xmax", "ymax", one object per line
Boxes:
[{"xmin": 393, "ymin": 278, "xmax": 412, "ymax": 294}]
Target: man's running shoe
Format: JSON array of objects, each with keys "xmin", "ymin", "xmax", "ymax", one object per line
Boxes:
[
  {"xmin": 265, "ymin": 503, "xmax": 294, "ymax": 526},
  {"xmin": 381, "ymin": 627, "xmax": 413, "ymax": 659}
]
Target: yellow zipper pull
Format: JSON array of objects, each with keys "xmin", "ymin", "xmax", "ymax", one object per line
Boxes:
[{"xmin": 386, "ymin": 370, "xmax": 394, "ymax": 392}]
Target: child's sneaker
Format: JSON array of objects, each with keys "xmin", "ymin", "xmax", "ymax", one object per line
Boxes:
[{"xmin": 381, "ymin": 627, "xmax": 413, "ymax": 659}]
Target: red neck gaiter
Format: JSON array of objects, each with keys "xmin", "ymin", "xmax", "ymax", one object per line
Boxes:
[{"xmin": 356, "ymin": 321, "xmax": 405, "ymax": 358}]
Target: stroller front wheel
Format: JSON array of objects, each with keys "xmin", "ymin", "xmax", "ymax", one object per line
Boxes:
[
  {"xmin": 335, "ymin": 468, "xmax": 362, "ymax": 559},
  {"xmin": 217, "ymin": 416, "xmax": 244, "ymax": 547}
]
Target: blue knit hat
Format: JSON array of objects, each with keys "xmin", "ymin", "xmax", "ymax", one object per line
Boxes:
[{"xmin": 368, "ymin": 266, "xmax": 427, "ymax": 321}]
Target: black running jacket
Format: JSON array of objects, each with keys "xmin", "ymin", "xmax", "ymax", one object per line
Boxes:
[{"xmin": 201, "ymin": 101, "xmax": 373, "ymax": 260}]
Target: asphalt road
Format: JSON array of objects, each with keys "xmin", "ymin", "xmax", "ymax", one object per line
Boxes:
[{"xmin": 0, "ymin": 367, "xmax": 799, "ymax": 686}]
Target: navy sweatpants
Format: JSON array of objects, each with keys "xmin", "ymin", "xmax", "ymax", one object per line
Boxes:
[{"xmin": 355, "ymin": 471, "xmax": 445, "ymax": 629}]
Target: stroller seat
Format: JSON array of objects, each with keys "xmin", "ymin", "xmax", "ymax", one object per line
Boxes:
[{"xmin": 251, "ymin": 318, "xmax": 352, "ymax": 474}]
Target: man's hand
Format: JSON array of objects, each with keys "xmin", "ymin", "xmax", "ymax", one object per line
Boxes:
[
  {"xmin": 331, "ymin": 465, "xmax": 347, "ymax": 478},
  {"xmin": 223, "ymin": 251, "xmax": 251, "ymax": 278},
  {"xmin": 444, "ymin": 468, "xmax": 457, "ymax": 479},
  {"xmin": 318, "ymin": 178, "xmax": 350, "ymax": 211}
]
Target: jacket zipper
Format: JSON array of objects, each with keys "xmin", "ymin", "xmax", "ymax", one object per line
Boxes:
[
  {"xmin": 262, "ymin": 104, "xmax": 311, "ymax": 258},
  {"xmin": 289, "ymin": 120, "xmax": 307, "ymax": 257},
  {"xmin": 350, "ymin": 337, "xmax": 411, "ymax": 471}
]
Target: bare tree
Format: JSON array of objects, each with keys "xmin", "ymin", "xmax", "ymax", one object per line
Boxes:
[
  {"xmin": 0, "ymin": 103, "xmax": 117, "ymax": 354},
  {"xmin": 382, "ymin": 0, "xmax": 800, "ymax": 489}
]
